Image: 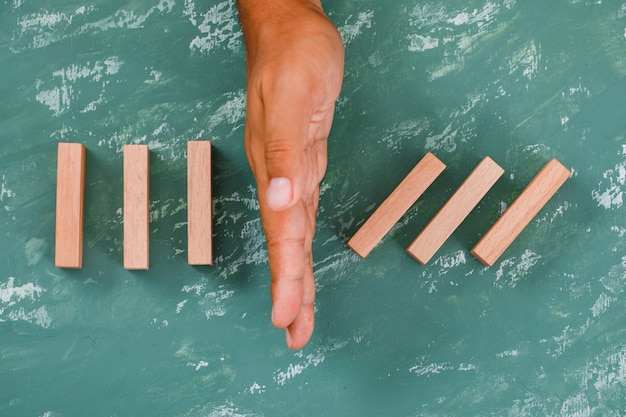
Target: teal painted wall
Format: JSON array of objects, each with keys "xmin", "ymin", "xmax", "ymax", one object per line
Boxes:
[{"xmin": 1, "ymin": 1, "xmax": 625, "ymax": 416}]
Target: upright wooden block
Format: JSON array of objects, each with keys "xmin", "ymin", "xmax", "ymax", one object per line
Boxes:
[
  {"xmin": 187, "ymin": 141, "xmax": 213, "ymax": 265},
  {"xmin": 471, "ymin": 158, "xmax": 570, "ymax": 266},
  {"xmin": 55, "ymin": 143, "xmax": 86, "ymax": 269},
  {"xmin": 347, "ymin": 152, "xmax": 446, "ymax": 258},
  {"xmin": 407, "ymin": 156, "xmax": 504, "ymax": 265},
  {"xmin": 123, "ymin": 144, "xmax": 150, "ymax": 270}
]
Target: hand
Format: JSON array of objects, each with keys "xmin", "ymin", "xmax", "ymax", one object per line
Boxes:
[{"xmin": 237, "ymin": 0, "xmax": 344, "ymax": 349}]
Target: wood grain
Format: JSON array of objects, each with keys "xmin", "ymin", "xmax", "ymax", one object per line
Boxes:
[
  {"xmin": 55, "ymin": 143, "xmax": 86, "ymax": 269},
  {"xmin": 471, "ymin": 158, "xmax": 570, "ymax": 266},
  {"xmin": 407, "ymin": 156, "xmax": 504, "ymax": 265},
  {"xmin": 347, "ymin": 152, "xmax": 445, "ymax": 258},
  {"xmin": 123, "ymin": 144, "xmax": 150, "ymax": 270},
  {"xmin": 187, "ymin": 141, "xmax": 213, "ymax": 265}
]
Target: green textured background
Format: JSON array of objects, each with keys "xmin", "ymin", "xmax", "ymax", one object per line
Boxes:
[{"xmin": 2, "ymin": 1, "xmax": 626, "ymax": 416}]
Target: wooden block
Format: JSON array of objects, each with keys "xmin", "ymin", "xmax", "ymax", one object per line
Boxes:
[
  {"xmin": 347, "ymin": 152, "xmax": 446, "ymax": 258},
  {"xmin": 123, "ymin": 144, "xmax": 150, "ymax": 270},
  {"xmin": 471, "ymin": 158, "xmax": 570, "ymax": 266},
  {"xmin": 187, "ymin": 141, "xmax": 213, "ymax": 265},
  {"xmin": 55, "ymin": 143, "xmax": 86, "ymax": 269},
  {"xmin": 407, "ymin": 156, "xmax": 504, "ymax": 265}
]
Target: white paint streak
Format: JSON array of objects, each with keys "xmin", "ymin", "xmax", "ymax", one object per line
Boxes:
[
  {"xmin": 248, "ymin": 381, "xmax": 266, "ymax": 394},
  {"xmin": 176, "ymin": 299, "xmax": 188, "ymax": 314},
  {"xmin": 507, "ymin": 40, "xmax": 541, "ymax": 80},
  {"xmin": 458, "ymin": 363, "xmax": 477, "ymax": 371},
  {"xmin": 434, "ymin": 251, "xmax": 467, "ymax": 269},
  {"xmin": 551, "ymin": 319, "xmax": 591, "ymax": 358},
  {"xmin": 7, "ymin": 306, "xmax": 52, "ymax": 328},
  {"xmin": 425, "ymin": 123, "xmax": 458, "ymax": 152},
  {"xmin": 19, "ymin": 11, "xmax": 66, "ymax": 30},
  {"xmin": 409, "ymin": 361, "xmax": 452, "ymax": 376},
  {"xmin": 274, "ymin": 352, "xmax": 326, "ymax": 386},
  {"xmin": 379, "ymin": 118, "xmax": 431, "ymax": 151},
  {"xmin": 186, "ymin": 0, "xmax": 242, "ymax": 53},
  {"xmin": 205, "ymin": 403, "xmax": 256, "ymax": 417},
  {"xmin": 407, "ymin": 34, "xmax": 440, "ymax": 52},
  {"xmin": 523, "ymin": 144, "xmax": 545, "ymax": 154},
  {"xmin": 409, "ymin": 358, "xmax": 477, "ymax": 376},
  {"xmin": 314, "ymin": 249, "xmax": 358, "ymax": 286},
  {"xmin": 182, "ymin": 282, "xmax": 206, "ymax": 296},
  {"xmin": 24, "ymin": 238, "xmax": 47, "ymax": 267},
  {"xmin": 496, "ymin": 349, "xmax": 520, "ymax": 358},
  {"xmin": 0, "ymin": 277, "xmax": 44, "ymax": 305},
  {"xmin": 274, "ymin": 342, "xmax": 347, "ymax": 386},
  {"xmin": 201, "ymin": 288, "xmax": 234, "ymax": 319},
  {"xmin": 338, "ymin": 11, "xmax": 374, "ymax": 45},
  {"xmin": 1, "ymin": 175, "xmax": 16, "ymax": 202},
  {"xmin": 150, "ymin": 318, "xmax": 169, "ymax": 329},
  {"xmin": 1, "ymin": 277, "xmax": 51, "ymax": 328},
  {"xmin": 495, "ymin": 250, "xmax": 541, "ymax": 289},
  {"xmin": 574, "ymin": 343, "xmax": 626, "ymax": 414},
  {"xmin": 207, "ymin": 90, "xmax": 246, "ymax": 132},
  {"xmin": 35, "ymin": 57, "xmax": 123, "ymax": 116},
  {"xmin": 610, "ymin": 225, "xmax": 626, "ymax": 237},
  {"xmin": 590, "ymin": 293, "xmax": 615, "ymax": 318},
  {"xmin": 408, "ymin": 4, "xmax": 450, "ymax": 27},
  {"xmin": 448, "ymin": 3, "xmax": 500, "ymax": 27},
  {"xmin": 82, "ymin": 1, "xmax": 174, "ymax": 32},
  {"xmin": 592, "ymin": 154, "xmax": 626, "ymax": 209},
  {"xmin": 407, "ymin": 2, "xmax": 510, "ymax": 78},
  {"xmin": 452, "ymin": 92, "xmax": 486, "ymax": 118},
  {"xmin": 13, "ymin": 7, "xmax": 93, "ymax": 51},
  {"xmin": 560, "ymin": 393, "xmax": 591, "ymax": 417}
]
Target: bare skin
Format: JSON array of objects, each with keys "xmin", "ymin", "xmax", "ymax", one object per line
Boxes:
[{"xmin": 236, "ymin": 0, "xmax": 344, "ymax": 349}]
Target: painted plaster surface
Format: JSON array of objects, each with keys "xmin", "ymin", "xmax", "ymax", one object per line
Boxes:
[{"xmin": 1, "ymin": 1, "xmax": 625, "ymax": 415}]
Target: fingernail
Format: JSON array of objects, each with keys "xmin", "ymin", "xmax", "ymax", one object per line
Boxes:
[{"xmin": 267, "ymin": 177, "xmax": 292, "ymax": 210}]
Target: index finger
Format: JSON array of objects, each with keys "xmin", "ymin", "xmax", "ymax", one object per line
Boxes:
[{"xmin": 259, "ymin": 194, "xmax": 308, "ymax": 330}]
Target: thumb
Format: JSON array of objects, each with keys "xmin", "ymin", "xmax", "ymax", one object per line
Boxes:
[{"xmin": 263, "ymin": 85, "xmax": 312, "ymax": 211}]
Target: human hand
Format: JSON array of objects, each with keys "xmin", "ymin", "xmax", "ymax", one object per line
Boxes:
[{"xmin": 237, "ymin": 0, "xmax": 344, "ymax": 349}]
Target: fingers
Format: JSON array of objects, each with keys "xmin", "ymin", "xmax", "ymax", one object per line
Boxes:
[
  {"xmin": 261, "ymin": 189, "xmax": 318, "ymax": 341},
  {"xmin": 285, "ymin": 255, "xmax": 315, "ymax": 349},
  {"xmin": 282, "ymin": 197, "xmax": 318, "ymax": 350},
  {"xmin": 263, "ymin": 198, "xmax": 307, "ymax": 329},
  {"xmin": 284, "ymin": 191, "xmax": 318, "ymax": 349}
]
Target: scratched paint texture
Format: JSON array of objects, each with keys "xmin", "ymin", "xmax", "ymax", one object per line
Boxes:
[{"xmin": 1, "ymin": 0, "xmax": 625, "ymax": 416}]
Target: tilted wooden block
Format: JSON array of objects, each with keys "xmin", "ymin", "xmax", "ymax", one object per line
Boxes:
[
  {"xmin": 55, "ymin": 143, "xmax": 86, "ymax": 269},
  {"xmin": 187, "ymin": 141, "xmax": 213, "ymax": 265},
  {"xmin": 123, "ymin": 144, "xmax": 150, "ymax": 270},
  {"xmin": 347, "ymin": 152, "xmax": 446, "ymax": 258},
  {"xmin": 471, "ymin": 158, "xmax": 570, "ymax": 266},
  {"xmin": 407, "ymin": 156, "xmax": 504, "ymax": 265}
]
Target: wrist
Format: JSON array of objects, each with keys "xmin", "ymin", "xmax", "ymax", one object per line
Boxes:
[{"xmin": 236, "ymin": 0, "xmax": 326, "ymax": 52}]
